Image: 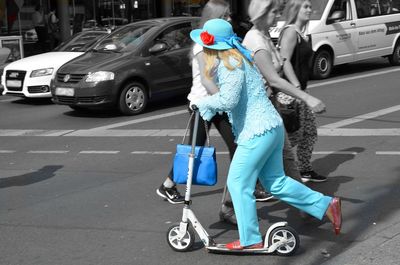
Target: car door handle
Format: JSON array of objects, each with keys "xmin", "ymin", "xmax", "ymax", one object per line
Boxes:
[{"xmin": 350, "ymin": 22, "xmax": 356, "ymax": 27}]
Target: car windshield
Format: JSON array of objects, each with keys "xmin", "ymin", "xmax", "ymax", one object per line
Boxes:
[
  {"xmin": 278, "ymin": 0, "xmax": 329, "ymax": 21},
  {"xmin": 93, "ymin": 24, "xmax": 154, "ymax": 53},
  {"xmin": 55, "ymin": 31, "xmax": 108, "ymax": 52}
]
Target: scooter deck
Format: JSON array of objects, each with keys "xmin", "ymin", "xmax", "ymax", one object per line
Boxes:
[{"xmin": 207, "ymin": 244, "xmax": 271, "ymax": 254}]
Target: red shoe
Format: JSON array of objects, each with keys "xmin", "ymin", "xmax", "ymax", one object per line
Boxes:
[
  {"xmin": 329, "ymin": 197, "xmax": 342, "ymax": 235},
  {"xmin": 225, "ymin": 240, "xmax": 263, "ymax": 250}
]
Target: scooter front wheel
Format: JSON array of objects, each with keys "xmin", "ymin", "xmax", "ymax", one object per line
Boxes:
[
  {"xmin": 166, "ymin": 223, "xmax": 195, "ymax": 252},
  {"xmin": 268, "ymin": 226, "xmax": 299, "ymax": 256}
]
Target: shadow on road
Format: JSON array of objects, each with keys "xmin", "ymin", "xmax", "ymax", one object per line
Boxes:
[
  {"xmin": 325, "ymin": 58, "xmax": 392, "ymax": 79},
  {"xmin": 61, "ymin": 94, "xmax": 188, "ymax": 118},
  {"xmin": 0, "ymin": 165, "xmax": 62, "ymax": 189},
  {"xmin": 11, "ymin": 98, "xmax": 53, "ymax": 105},
  {"xmin": 193, "ymin": 146, "xmax": 376, "ymax": 263}
]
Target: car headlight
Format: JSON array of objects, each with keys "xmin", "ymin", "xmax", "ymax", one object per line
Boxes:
[
  {"xmin": 85, "ymin": 71, "xmax": 115, "ymax": 82},
  {"xmin": 30, "ymin": 68, "xmax": 54, "ymax": 77}
]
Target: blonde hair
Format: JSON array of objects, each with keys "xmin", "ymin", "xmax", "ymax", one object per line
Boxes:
[
  {"xmin": 203, "ymin": 48, "xmax": 246, "ymax": 79},
  {"xmin": 283, "ymin": 0, "xmax": 308, "ymax": 26},
  {"xmin": 199, "ymin": 0, "xmax": 230, "ymax": 27},
  {"xmin": 248, "ymin": 0, "xmax": 281, "ymax": 27}
]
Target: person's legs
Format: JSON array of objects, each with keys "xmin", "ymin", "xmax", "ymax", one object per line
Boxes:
[
  {"xmin": 157, "ymin": 111, "xmax": 208, "ymax": 204},
  {"xmin": 295, "ymin": 103, "xmax": 327, "ymax": 182},
  {"xmin": 227, "ymin": 130, "xmax": 278, "ymax": 246},
  {"xmin": 296, "ymin": 103, "xmax": 317, "ymax": 173},
  {"xmin": 211, "ymin": 113, "xmax": 237, "ymax": 223},
  {"xmin": 259, "ymin": 126, "xmax": 332, "ymax": 220},
  {"xmin": 282, "ymin": 131, "xmax": 301, "ymax": 181}
]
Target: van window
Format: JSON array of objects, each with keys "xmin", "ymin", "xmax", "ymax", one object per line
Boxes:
[
  {"xmin": 355, "ymin": 0, "xmax": 400, "ymax": 18},
  {"xmin": 328, "ymin": 0, "xmax": 353, "ymax": 21}
]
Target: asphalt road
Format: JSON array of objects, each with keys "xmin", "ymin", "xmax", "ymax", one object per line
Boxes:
[{"xmin": 1, "ymin": 58, "xmax": 399, "ymax": 265}]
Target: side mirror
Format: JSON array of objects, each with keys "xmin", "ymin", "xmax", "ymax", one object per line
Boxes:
[
  {"xmin": 149, "ymin": 42, "xmax": 168, "ymax": 54},
  {"xmin": 327, "ymin": 10, "xmax": 345, "ymax": 24},
  {"xmin": 104, "ymin": 43, "xmax": 117, "ymax": 50}
]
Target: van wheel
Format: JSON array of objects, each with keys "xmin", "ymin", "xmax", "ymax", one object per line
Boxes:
[
  {"xmin": 388, "ymin": 41, "xmax": 400, "ymax": 65},
  {"xmin": 118, "ymin": 82, "xmax": 148, "ymax": 115},
  {"xmin": 312, "ymin": 49, "xmax": 333, "ymax": 79}
]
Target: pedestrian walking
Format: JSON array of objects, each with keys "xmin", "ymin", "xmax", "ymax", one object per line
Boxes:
[
  {"xmin": 190, "ymin": 18, "xmax": 342, "ymax": 250},
  {"xmin": 47, "ymin": 8, "xmax": 60, "ymax": 50},
  {"xmin": 279, "ymin": 0, "xmax": 328, "ymax": 183},
  {"xmin": 156, "ymin": 0, "xmax": 272, "ymax": 225},
  {"xmin": 242, "ymin": 0, "xmax": 326, "ymax": 183},
  {"xmin": 32, "ymin": 4, "xmax": 47, "ymax": 52}
]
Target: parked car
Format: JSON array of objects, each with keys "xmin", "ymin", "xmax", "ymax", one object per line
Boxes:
[
  {"xmin": 101, "ymin": 17, "xmax": 129, "ymax": 27},
  {"xmin": 82, "ymin": 20, "xmax": 98, "ymax": 30},
  {"xmin": 24, "ymin": 28, "xmax": 38, "ymax": 42},
  {"xmin": 1, "ymin": 30, "xmax": 109, "ymax": 98},
  {"xmin": 51, "ymin": 17, "xmax": 199, "ymax": 115}
]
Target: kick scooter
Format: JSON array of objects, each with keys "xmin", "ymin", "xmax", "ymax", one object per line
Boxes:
[{"xmin": 166, "ymin": 109, "xmax": 300, "ymax": 255}]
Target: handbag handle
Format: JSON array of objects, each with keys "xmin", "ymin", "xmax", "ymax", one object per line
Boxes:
[{"xmin": 181, "ymin": 111, "xmax": 211, "ymax": 146}]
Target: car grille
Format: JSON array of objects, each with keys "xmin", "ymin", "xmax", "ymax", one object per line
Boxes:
[
  {"xmin": 54, "ymin": 96, "xmax": 106, "ymax": 104},
  {"xmin": 6, "ymin": 70, "xmax": 26, "ymax": 91},
  {"xmin": 57, "ymin": 73, "xmax": 86, "ymax": 84},
  {"xmin": 28, "ymin": 85, "xmax": 50, "ymax": 93}
]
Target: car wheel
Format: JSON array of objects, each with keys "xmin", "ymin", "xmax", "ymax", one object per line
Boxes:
[
  {"xmin": 118, "ymin": 82, "xmax": 148, "ymax": 115},
  {"xmin": 312, "ymin": 49, "xmax": 333, "ymax": 79},
  {"xmin": 388, "ymin": 40, "xmax": 400, "ymax": 66}
]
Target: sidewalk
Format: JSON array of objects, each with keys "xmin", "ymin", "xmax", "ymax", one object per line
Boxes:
[{"xmin": 323, "ymin": 212, "xmax": 400, "ymax": 265}]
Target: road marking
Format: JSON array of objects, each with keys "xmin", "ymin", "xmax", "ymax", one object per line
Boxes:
[
  {"xmin": 0, "ymin": 129, "xmax": 74, "ymax": 137},
  {"xmin": 81, "ymin": 109, "xmax": 188, "ymax": 131},
  {"xmin": 1, "ymin": 127, "xmax": 400, "ymax": 137},
  {"xmin": 131, "ymin": 151, "xmax": 172, "ymax": 155},
  {"xmin": 318, "ymin": 128, "xmax": 400, "ymax": 136},
  {"xmin": 0, "ymin": 150, "xmax": 15, "ymax": 153},
  {"xmin": 79, "ymin": 151, "xmax": 120, "ymax": 154},
  {"xmin": 308, "ymin": 67, "xmax": 400, "ymax": 88},
  {"xmin": 321, "ymin": 105, "xmax": 400, "ymax": 129},
  {"xmin": 27, "ymin": 150, "xmax": 69, "ymax": 154},
  {"xmin": 376, "ymin": 151, "xmax": 400, "ymax": 155},
  {"xmin": 312, "ymin": 151, "xmax": 359, "ymax": 155},
  {"xmin": 0, "ymin": 150, "xmax": 399, "ymax": 156}
]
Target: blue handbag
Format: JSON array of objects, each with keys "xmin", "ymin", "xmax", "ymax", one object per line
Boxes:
[{"xmin": 172, "ymin": 113, "xmax": 217, "ymax": 186}]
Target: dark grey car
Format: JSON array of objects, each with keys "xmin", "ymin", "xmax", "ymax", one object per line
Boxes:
[{"xmin": 51, "ymin": 17, "xmax": 199, "ymax": 115}]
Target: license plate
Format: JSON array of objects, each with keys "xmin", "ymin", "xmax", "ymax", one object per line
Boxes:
[
  {"xmin": 6, "ymin": 80, "xmax": 21, "ymax": 87},
  {"xmin": 55, "ymin": 87, "xmax": 74, "ymax": 96}
]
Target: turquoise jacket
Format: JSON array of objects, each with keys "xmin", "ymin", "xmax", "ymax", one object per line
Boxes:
[{"xmin": 196, "ymin": 57, "xmax": 282, "ymax": 144}]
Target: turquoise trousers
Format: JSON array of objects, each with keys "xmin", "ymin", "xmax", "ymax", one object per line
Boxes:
[{"xmin": 227, "ymin": 125, "xmax": 332, "ymax": 246}]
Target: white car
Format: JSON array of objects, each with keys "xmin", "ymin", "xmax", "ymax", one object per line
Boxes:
[{"xmin": 1, "ymin": 30, "xmax": 108, "ymax": 98}]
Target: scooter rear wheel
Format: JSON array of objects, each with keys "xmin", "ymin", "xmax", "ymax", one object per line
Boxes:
[
  {"xmin": 166, "ymin": 223, "xmax": 195, "ymax": 252},
  {"xmin": 268, "ymin": 226, "xmax": 299, "ymax": 256}
]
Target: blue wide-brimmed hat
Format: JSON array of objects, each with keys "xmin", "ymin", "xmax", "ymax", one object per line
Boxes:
[{"xmin": 190, "ymin": 19, "xmax": 253, "ymax": 61}]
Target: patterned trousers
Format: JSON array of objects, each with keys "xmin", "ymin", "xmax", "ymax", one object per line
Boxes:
[{"xmin": 288, "ymin": 91, "xmax": 318, "ymax": 173}]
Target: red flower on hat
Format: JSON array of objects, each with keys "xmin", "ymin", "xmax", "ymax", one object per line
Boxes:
[{"xmin": 200, "ymin": 31, "xmax": 215, "ymax": 45}]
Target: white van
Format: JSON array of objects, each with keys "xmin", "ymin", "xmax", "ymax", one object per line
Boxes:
[{"xmin": 270, "ymin": 0, "xmax": 400, "ymax": 79}]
